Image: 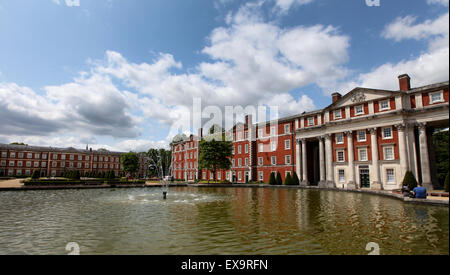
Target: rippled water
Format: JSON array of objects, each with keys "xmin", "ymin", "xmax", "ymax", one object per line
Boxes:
[{"xmin": 0, "ymin": 187, "xmax": 448, "ymax": 255}]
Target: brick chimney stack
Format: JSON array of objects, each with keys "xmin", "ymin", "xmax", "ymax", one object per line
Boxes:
[
  {"xmin": 398, "ymin": 74, "xmax": 411, "ymax": 91},
  {"xmin": 332, "ymin": 92, "xmax": 342, "ymax": 103},
  {"xmin": 245, "ymin": 114, "xmax": 253, "ymax": 126}
]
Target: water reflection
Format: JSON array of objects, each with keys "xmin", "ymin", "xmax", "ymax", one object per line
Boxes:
[{"xmin": 0, "ymin": 187, "xmax": 448, "ymax": 255}]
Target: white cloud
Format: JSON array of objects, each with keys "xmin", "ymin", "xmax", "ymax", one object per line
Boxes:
[
  {"xmin": 273, "ymin": 0, "xmax": 314, "ymax": 13},
  {"xmin": 52, "ymin": 0, "xmax": 80, "ymax": 7},
  {"xmin": 427, "ymin": 0, "xmax": 449, "ymax": 6}
]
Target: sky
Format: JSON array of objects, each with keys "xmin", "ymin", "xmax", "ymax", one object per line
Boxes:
[{"xmin": 0, "ymin": 0, "xmax": 448, "ymax": 152}]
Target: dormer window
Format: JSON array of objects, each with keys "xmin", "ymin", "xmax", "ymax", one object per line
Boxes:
[
  {"xmin": 334, "ymin": 109, "xmax": 342, "ymax": 119},
  {"xmin": 380, "ymin": 100, "xmax": 390, "ymax": 111},
  {"xmin": 355, "ymin": 105, "xmax": 364, "ymax": 116},
  {"xmin": 307, "ymin": 117, "xmax": 314, "ymax": 126},
  {"xmin": 430, "ymin": 91, "xmax": 444, "ymax": 104}
]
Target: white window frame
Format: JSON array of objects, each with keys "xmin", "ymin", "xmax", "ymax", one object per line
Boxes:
[
  {"xmin": 270, "ymin": 126, "xmax": 276, "ymax": 136},
  {"xmin": 355, "ymin": 105, "xmax": 364, "ymax": 116},
  {"xmin": 336, "ymin": 150, "xmax": 345, "ymax": 163},
  {"xmin": 258, "ymin": 157, "xmax": 263, "ymax": 166},
  {"xmin": 358, "ymin": 148, "xmax": 368, "ymax": 161},
  {"xmin": 238, "ymin": 145, "xmax": 242, "ymax": 154},
  {"xmin": 334, "ymin": 109, "xmax": 342, "ymax": 119},
  {"xmin": 271, "ymin": 156, "xmax": 277, "ymax": 165},
  {"xmin": 285, "ymin": 140, "xmax": 291, "ymax": 150},
  {"xmin": 429, "ymin": 91, "xmax": 444, "ymax": 104},
  {"xmin": 284, "ymin": 124, "xmax": 290, "ymax": 134},
  {"xmin": 271, "ymin": 142, "xmax": 277, "ymax": 152},
  {"xmin": 308, "ymin": 117, "xmax": 314, "ymax": 126},
  {"xmin": 245, "ymin": 158, "xmax": 248, "ymax": 166},
  {"xmin": 285, "ymin": 155, "xmax": 291, "ymax": 165},
  {"xmin": 379, "ymin": 100, "xmax": 390, "ymax": 111},
  {"xmin": 357, "ymin": 131, "xmax": 367, "ymax": 142},
  {"xmin": 245, "ymin": 144, "xmax": 248, "ymax": 153},
  {"xmin": 238, "ymin": 158, "xmax": 242, "ymax": 167},
  {"xmin": 382, "ymin": 127, "xmax": 393, "ymax": 139},
  {"xmin": 338, "ymin": 170, "xmax": 345, "ymax": 183},
  {"xmin": 386, "ymin": 168, "xmax": 395, "ymax": 183},
  {"xmin": 258, "ymin": 129, "xmax": 263, "ymax": 139},
  {"xmin": 259, "ymin": 171, "xmax": 263, "ymax": 181},
  {"xmin": 384, "ymin": 146, "xmax": 395, "ymax": 161},
  {"xmin": 336, "ymin": 133, "xmax": 344, "ymax": 144},
  {"xmin": 259, "ymin": 144, "xmax": 264, "ymax": 153}
]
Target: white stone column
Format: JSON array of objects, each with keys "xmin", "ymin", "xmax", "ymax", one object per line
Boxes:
[
  {"xmin": 318, "ymin": 136, "xmax": 325, "ymax": 183},
  {"xmin": 418, "ymin": 123, "xmax": 432, "ymax": 190},
  {"xmin": 295, "ymin": 139, "xmax": 301, "ymax": 180},
  {"xmin": 396, "ymin": 124, "xmax": 409, "ymax": 184},
  {"xmin": 406, "ymin": 125, "xmax": 419, "ymax": 179},
  {"xmin": 346, "ymin": 131, "xmax": 356, "ymax": 189},
  {"xmin": 301, "ymin": 139, "xmax": 308, "ymax": 185},
  {"xmin": 325, "ymin": 134, "xmax": 334, "ymax": 186},
  {"xmin": 369, "ymin": 128, "xmax": 382, "ymax": 190}
]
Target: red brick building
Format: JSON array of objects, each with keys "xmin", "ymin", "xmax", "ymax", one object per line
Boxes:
[{"xmin": 171, "ymin": 74, "xmax": 449, "ymax": 190}]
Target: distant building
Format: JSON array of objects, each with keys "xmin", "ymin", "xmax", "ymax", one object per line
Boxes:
[{"xmin": 171, "ymin": 74, "xmax": 449, "ymax": 191}]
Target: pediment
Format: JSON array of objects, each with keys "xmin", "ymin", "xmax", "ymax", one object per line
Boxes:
[{"xmin": 331, "ymin": 88, "xmax": 399, "ymax": 109}]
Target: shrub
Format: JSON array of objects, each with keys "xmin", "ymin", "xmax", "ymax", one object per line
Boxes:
[
  {"xmin": 269, "ymin": 172, "xmax": 277, "ymax": 185},
  {"xmin": 284, "ymin": 173, "xmax": 293, "ymax": 185},
  {"xmin": 402, "ymin": 171, "xmax": 418, "ymax": 191},
  {"xmin": 276, "ymin": 172, "xmax": 282, "ymax": 186},
  {"xmin": 292, "ymin": 172, "xmax": 300, "ymax": 186},
  {"xmin": 444, "ymin": 172, "xmax": 449, "ymax": 192}
]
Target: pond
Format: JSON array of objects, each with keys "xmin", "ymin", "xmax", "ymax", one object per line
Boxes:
[{"xmin": 0, "ymin": 187, "xmax": 448, "ymax": 255}]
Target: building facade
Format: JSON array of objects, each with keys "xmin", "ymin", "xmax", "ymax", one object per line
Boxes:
[
  {"xmin": 171, "ymin": 74, "xmax": 449, "ymax": 191},
  {"xmin": 0, "ymin": 145, "xmax": 133, "ymax": 178}
]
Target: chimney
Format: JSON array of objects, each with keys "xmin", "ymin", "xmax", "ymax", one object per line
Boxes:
[
  {"xmin": 90, "ymin": 148, "xmax": 92, "ymax": 152},
  {"xmin": 245, "ymin": 114, "xmax": 253, "ymax": 125},
  {"xmin": 332, "ymin": 92, "xmax": 342, "ymax": 103},
  {"xmin": 398, "ymin": 74, "xmax": 411, "ymax": 91},
  {"xmin": 198, "ymin": 128, "xmax": 203, "ymax": 138}
]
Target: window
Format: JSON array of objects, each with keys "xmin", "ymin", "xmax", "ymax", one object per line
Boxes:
[
  {"xmin": 259, "ymin": 144, "xmax": 264, "ymax": 153},
  {"xmin": 25, "ymin": 170, "xmax": 30, "ymax": 176},
  {"xmin": 357, "ymin": 131, "xmax": 366, "ymax": 142},
  {"xmin": 238, "ymin": 145, "xmax": 242, "ymax": 154},
  {"xmin": 70, "ymin": 155, "xmax": 75, "ymax": 160},
  {"xmin": 217, "ymin": 172, "xmax": 221, "ymax": 180},
  {"xmin": 336, "ymin": 133, "xmax": 344, "ymax": 144},
  {"xmin": 61, "ymin": 155, "xmax": 66, "ymax": 160},
  {"xmin": 271, "ymin": 142, "xmax": 277, "ymax": 152},
  {"xmin": 259, "ymin": 171, "xmax": 263, "ymax": 181},
  {"xmin": 339, "ymin": 170, "xmax": 345, "ymax": 182},
  {"xmin": 18, "ymin": 161, "xmax": 23, "ymax": 167},
  {"xmin": 210, "ymin": 173, "xmax": 213, "ymax": 180},
  {"xmin": 34, "ymin": 162, "xmax": 39, "ymax": 168},
  {"xmin": 232, "ymin": 159, "xmax": 235, "ymax": 167},
  {"xmin": 238, "ymin": 158, "xmax": 242, "ymax": 167},
  {"xmin": 258, "ymin": 157, "xmax": 263, "ymax": 166},
  {"xmin": 384, "ymin": 147, "xmax": 394, "ymax": 160},
  {"xmin": 35, "ymin": 153, "xmax": 40, "ymax": 159},
  {"xmin": 42, "ymin": 162, "xmax": 46, "ymax": 167},
  {"xmin": 1, "ymin": 152, "xmax": 6, "ymax": 158},
  {"xmin": 245, "ymin": 158, "xmax": 248, "ymax": 166},
  {"xmin": 386, "ymin": 169, "xmax": 395, "ymax": 183},
  {"xmin": 94, "ymin": 156, "xmax": 97, "ymax": 161},
  {"xmin": 334, "ymin": 109, "xmax": 342, "ymax": 119},
  {"xmin": 232, "ymin": 147, "xmax": 235, "ymax": 155},
  {"xmin": 9, "ymin": 161, "xmax": 14, "ymax": 166},
  {"xmin": 271, "ymin": 156, "xmax": 277, "ymax": 165},
  {"xmin": 285, "ymin": 155, "xmax": 291, "ymax": 165},
  {"xmin": 238, "ymin": 132, "xmax": 242, "ymax": 141},
  {"xmin": 355, "ymin": 105, "xmax": 364, "ymax": 115},
  {"xmin": 26, "ymin": 161, "xmax": 31, "ymax": 167},
  {"xmin": 16, "ymin": 170, "xmax": 22, "ymax": 176},
  {"xmin": 11, "ymin": 152, "xmax": 16, "ymax": 158},
  {"xmin": 258, "ymin": 129, "xmax": 263, "ymax": 138},
  {"xmin": 285, "ymin": 140, "xmax": 291, "ymax": 150},
  {"xmin": 238, "ymin": 172, "xmax": 242, "ymax": 181},
  {"xmin": 308, "ymin": 117, "xmax": 314, "ymax": 126},
  {"xmin": 270, "ymin": 126, "xmax": 276, "ymax": 136},
  {"xmin": 70, "ymin": 162, "xmax": 74, "ymax": 168},
  {"xmin": 359, "ymin": 148, "xmax": 368, "ymax": 161},
  {"xmin": 1, "ymin": 160, "xmax": 6, "ymax": 166},
  {"xmin": 93, "ymin": 164, "xmax": 97, "ymax": 169},
  {"xmin": 86, "ymin": 156, "xmax": 90, "ymax": 161},
  {"xmin": 245, "ymin": 144, "xmax": 248, "ymax": 153},
  {"xmin": 78, "ymin": 155, "xmax": 82, "ymax": 161},
  {"xmin": 337, "ymin": 150, "xmax": 345, "ymax": 162},
  {"xmin": 42, "ymin": 154, "xmax": 47, "ymax": 159},
  {"xmin": 203, "ymin": 172, "xmax": 206, "ymax": 179},
  {"xmin": 382, "ymin": 127, "xmax": 393, "ymax": 139},
  {"xmin": 245, "ymin": 132, "xmax": 248, "ymax": 139},
  {"xmin": 380, "ymin": 100, "xmax": 390, "ymax": 111},
  {"xmin": 285, "ymin": 124, "xmax": 290, "ymax": 134},
  {"xmin": 430, "ymin": 91, "xmax": 444, "ymax": 103},
  {"xmin": 27, "ymin": 153, "xmax": 32, "ymax": 159}
]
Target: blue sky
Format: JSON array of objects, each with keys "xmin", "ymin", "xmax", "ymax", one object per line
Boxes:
[{"xmin": 0, "ymin": 0, "xmax": 448, "ymax": 152}]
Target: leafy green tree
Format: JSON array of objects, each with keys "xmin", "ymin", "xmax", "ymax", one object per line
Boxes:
[
  {"xmin": 147, "ymin": 149, "xmax": 172, "ymax": 178},
  {"xmin": 121, "ymin": 152, "xmax": 140, "ymax": 178},
  {"xmin": 402, "ymin": 171, "xmax": 418, "ymax": 191},
  {"xmin": 276, "ymin": 171, "xmax": 283, "ymax": 185},
  {"xmin": 198, "ymin": 139, "xmax": 232, "ymax": 182},
  {"xmin": 284, "ymin": 173, "xmax": 293, "ymax": 185},
  {"xmin": 433, "ymin": 129, "xmax": 449, "ymax": 188},
  {"xmin": 10, "ymin": 142, "xmax": 27, "ymax": 146},
  {"xmin": 31, "ymin": 170, "xmax": 39, "ymax": 180},
  {"xmin": 292, "ymin": 172, "xmax": 300, "ymax": 186},
  {"xmin": 269, "ymin": 172, "xmax": 277, "ymax": 185}
]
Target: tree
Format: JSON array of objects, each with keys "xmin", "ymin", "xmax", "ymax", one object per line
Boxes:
[
  {"xmin": 402, "ymin": 171, "xmax": 418, "ymax": 191},
  {"xmin": 31, "ymin": 170, "xmax": 39, "ymax": 180},
  {"xmin": 10, "ymin": 142, "xmax": 27, "ymax": 146},
  {"xmin": 292, "ymin": 172, "xmax": 300, "ymax": 186},
  {"xmin": 284, "ymin": 173, "xmax": 293, "ymax": 185},
  {"xmin": 269, "ymin": 172, "xmax": 277, "ymax": 185},
  {"xmin": 444, "ymin": 172, "xmax": 449, "ymax": 193},
  {"xmin": 121, "ymin": 152, "xmax": 140, "ymax": 178},
  {"xmin": 276, "ymin": 171, "xmax": 283, "ymax": 185},
  {"xmin": 198, "ymin": 139, "xmax": 232, "ymax": 182},
  {"xmin": 433, "ymin": 129, "xmax": 449, "ymax": 188}
]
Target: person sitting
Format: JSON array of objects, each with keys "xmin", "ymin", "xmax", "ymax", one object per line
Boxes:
[
  {"xmin": 413, "ymin": 183, "xmax": 427, "ymax": 199},
  {"xmin": 402, "ymin": 185, "xmax": 412, "ymax": 197}
]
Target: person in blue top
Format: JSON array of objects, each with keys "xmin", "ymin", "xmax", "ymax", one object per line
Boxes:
[{"xmin": 413, "ymin": 183, "xmax": 427, "ymax": 199}]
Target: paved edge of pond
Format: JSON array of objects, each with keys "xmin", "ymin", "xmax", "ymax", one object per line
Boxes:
[{"xmin": 0, "ymin": 182, "xmax": 447, "ymax": 207}]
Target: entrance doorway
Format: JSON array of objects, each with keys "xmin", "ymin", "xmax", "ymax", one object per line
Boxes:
[
  {"xmin": 306, "ymin": 140, "xmax": 320, "ymax": 185},
  {"xmin": 360, "ymin": 168, "xmax": 370, "ymax": 188}
]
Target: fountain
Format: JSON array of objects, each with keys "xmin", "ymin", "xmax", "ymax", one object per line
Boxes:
[{"xmin": 149, "ymin": 153, "xmax": 172, "ymax": 200}]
